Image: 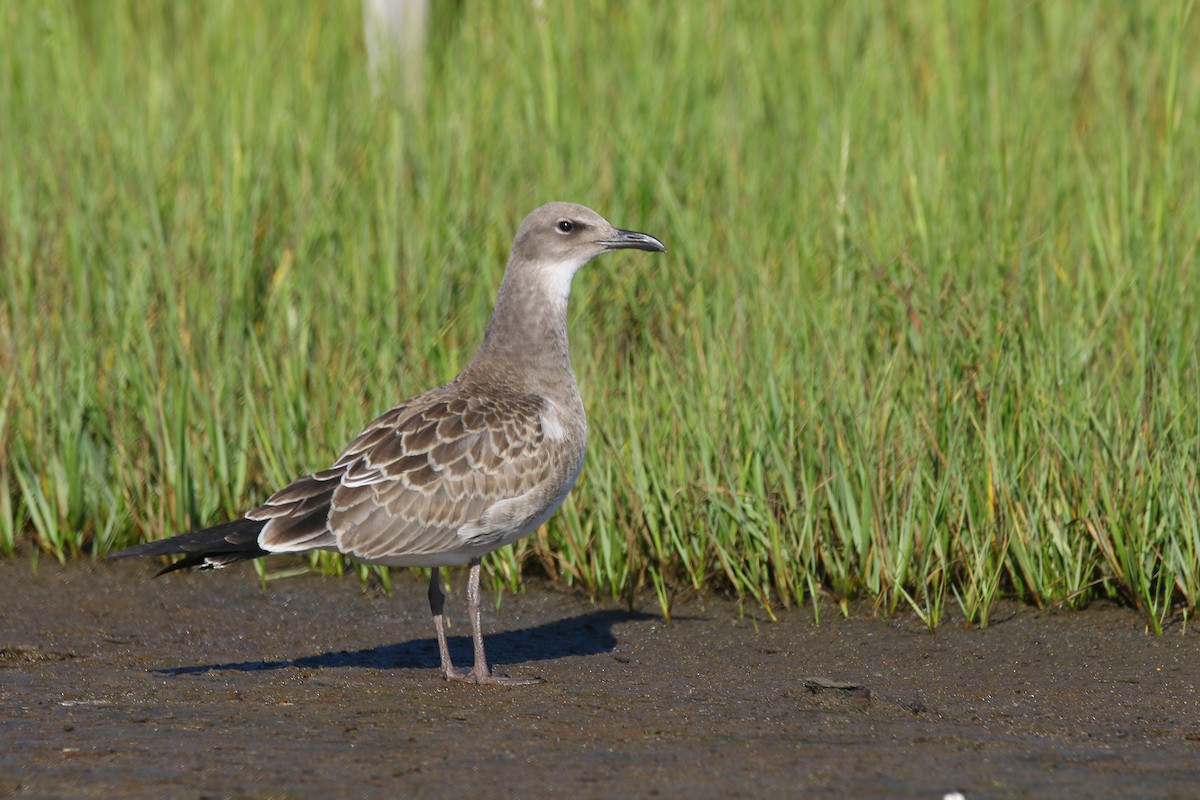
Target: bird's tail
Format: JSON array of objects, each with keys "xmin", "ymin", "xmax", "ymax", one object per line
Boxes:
[{"xmin": 109, "ymin": 517, "xmax": 269, "ymax": 576}]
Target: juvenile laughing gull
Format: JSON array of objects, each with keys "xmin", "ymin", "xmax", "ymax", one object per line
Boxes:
[{"xmin": 113, "ymin": 202, "xmax": 665, "ymax": 685}]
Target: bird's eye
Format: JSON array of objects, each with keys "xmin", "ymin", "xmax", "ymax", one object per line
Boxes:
[{"xmin": 556, "ymin": 220, "xmax": 574, "ymax": 233}]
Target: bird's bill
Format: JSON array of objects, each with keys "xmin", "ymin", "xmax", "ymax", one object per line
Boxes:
[{"xmin": 603, "ymin": 229, "xmax": 667, "ymax": 253}]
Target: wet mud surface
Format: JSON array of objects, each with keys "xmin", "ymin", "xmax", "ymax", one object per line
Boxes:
[{"xmin": 2, "ymin": 560, "xmax": 1199, "ymax": 799}]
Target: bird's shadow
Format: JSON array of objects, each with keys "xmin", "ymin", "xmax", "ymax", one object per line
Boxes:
[{"xmin": 155, "ymin": 608, "xmax": 657, "ymax": 676}]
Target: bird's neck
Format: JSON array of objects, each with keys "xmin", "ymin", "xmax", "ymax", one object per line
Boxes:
[{"xmin": 466, "ymin": 265, "xmax": 577, "ymax": 392}]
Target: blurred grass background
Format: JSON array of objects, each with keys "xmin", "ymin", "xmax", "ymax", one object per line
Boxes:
[{"xmin": 2, "ymin": 1, "xmax": 1198, "ymax": 630}]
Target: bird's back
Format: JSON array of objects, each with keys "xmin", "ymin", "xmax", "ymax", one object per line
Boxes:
[{"xmin": 250, "ymin": 372, "xmax": 586, "ymax": 566}]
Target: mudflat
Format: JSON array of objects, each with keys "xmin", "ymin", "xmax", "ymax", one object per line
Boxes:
[{"xmin": 2, "ymin": 560, "xmax": 1198, "ymax": 799}]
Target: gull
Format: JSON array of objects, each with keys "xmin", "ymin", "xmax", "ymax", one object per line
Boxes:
[{"xmin": 112, "ymin": 202, "xmax": 666, "ymax": 685}]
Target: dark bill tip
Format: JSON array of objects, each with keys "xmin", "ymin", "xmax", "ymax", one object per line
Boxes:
[{"xmin": 603, "ymin": 228, "xmax": 667, "ymax": 254}]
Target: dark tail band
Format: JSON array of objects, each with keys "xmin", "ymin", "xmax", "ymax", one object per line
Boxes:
[{"xmin": 110, "ymin": 517, "xmax": 269, "ymax": 576}]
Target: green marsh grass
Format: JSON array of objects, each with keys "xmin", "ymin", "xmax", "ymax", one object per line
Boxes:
[{"xmin": 2, "ymin": 1, "xmax": 1199, "ymax": 630}]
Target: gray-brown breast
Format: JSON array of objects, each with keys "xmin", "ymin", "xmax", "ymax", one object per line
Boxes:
[{"xmin": 248, "ymin": 381, "xmax": 585, "ymax": 562}]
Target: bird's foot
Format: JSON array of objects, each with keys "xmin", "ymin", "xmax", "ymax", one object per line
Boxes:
[{"xmin": 442, "ymin": 666, "xmax": 543, "ymax": 686}]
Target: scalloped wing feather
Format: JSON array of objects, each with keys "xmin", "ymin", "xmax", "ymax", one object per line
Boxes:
[{"xmin": 252, "ymin": 385, "xmax": 584, "ymax": 564}]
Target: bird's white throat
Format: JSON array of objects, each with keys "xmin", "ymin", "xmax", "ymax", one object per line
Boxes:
[{"xmin": 533, "ymin": 254, "xmax": 589, "ymax": 307}]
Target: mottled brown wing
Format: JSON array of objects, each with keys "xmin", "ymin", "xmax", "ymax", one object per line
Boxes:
[
  {"xmin": 246, "ymin": 465, "xmax": 343, "ymax": 551},
  {"xmin": 252, "ymin": 386, "xmax": 578, "ymax": 562}
]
